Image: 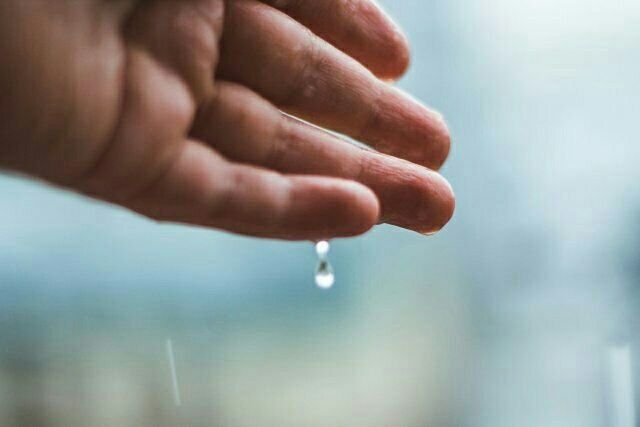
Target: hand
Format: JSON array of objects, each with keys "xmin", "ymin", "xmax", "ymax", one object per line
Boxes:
[{"xmin": 0, "ymin": 0, "xmax": 454, "ymax": 240}]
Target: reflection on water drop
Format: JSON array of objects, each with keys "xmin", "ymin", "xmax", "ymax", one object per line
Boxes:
[
  {"xmin": 315, "ymin": 241, "xmax": 330, "ymax": 257},
  {"xmin": 315, "ymin": 260, "xmax": 335, "ymax": 289},
  {"xmin": 314, "ymin": 240, "xmax": 335, "ymax": 289}
]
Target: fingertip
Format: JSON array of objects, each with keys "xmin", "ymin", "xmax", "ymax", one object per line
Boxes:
[
  {"xmin": 302, "ymin": 178, "xmax": 380, "ymax": 239},
  {"xmin": 418, "ymin": 172, "xmax": 456, "ymax": 235},
  {"xmin": 362, "ymin": 87, "xmax": 452, "ymax": 170},
  {"xmin": 374, "ymin": 29, "xmax": 411, "ymax": 81},
  {"xmin": 338, "ymin": 180, "xmax": 381, "ymax": 236},
  {"xmin": 358, "ymin": 1, "xmax": 411, "ymax": 80},
  {"xmin": 403, "ymin": 95, "xmax": 452, "ymax": 170}
]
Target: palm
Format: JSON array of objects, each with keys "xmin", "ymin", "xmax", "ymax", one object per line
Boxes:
[{"xmin": 0, "ymin": 0, "xmax": 454, "ymax": 240}]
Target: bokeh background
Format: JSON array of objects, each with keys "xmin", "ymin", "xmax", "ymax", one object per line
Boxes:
[{"xmin": 1, "ymin": 0, "xmax": 640, "ymax": 426}]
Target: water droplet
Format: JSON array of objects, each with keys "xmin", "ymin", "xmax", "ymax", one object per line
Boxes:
[
  {"xmin": 314, "ymin": 240, "xmax": 334, "ymax": 289},
  {"xmin": 315, "ymin": 240, "xmax": 330, "ymax": 258},
  {"xmin": 165, "ymin": 339, "xmax": 182, "ymax": 407},
  {"xmin": 315, "ymin": 260, "xmax": 335, "ymax": 289}
]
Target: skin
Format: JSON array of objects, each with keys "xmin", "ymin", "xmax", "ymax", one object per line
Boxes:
[{"xmin": 0, "ymin": 0, "xmax": 455, "ymax": 241}]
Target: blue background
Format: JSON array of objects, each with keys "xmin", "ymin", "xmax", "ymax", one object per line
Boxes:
[{"xmin": 1, "ymin": 1, "xmax": 640, "ymax": 425}]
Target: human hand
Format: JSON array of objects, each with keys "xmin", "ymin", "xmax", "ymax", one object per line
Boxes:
[{"xmin": 0, "ymin": 0, "xmax": 454, "ymax": 240}]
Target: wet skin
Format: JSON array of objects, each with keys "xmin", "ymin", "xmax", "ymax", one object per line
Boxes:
[{"xmin": 0, "ymin": 0, "xmax": 454, "ymax": 240}]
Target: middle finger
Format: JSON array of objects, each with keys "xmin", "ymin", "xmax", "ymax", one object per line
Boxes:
[{"xmin": 218, "ymin": 0, "xmax": 450, "ymax": 171}]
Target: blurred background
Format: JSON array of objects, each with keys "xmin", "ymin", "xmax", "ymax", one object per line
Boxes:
[{"xmin": 1, "ymin": 0, "xmax": 640, "ymax": 426}]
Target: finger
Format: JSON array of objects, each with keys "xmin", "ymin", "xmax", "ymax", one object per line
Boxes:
[
  {"xmin": 260, "ymin": 0, "xmax": 409, "ymax": 79},
  {"xmin": 193, "ymin": 82, "xmax": 455, "ymax": 234},
  {"xmin": 123, "ymin": 140, "xmax": 380, "ymax": 240},
  {"xmin": 219, "ymin": 0, "xmax": 450, "ymax": 171}
]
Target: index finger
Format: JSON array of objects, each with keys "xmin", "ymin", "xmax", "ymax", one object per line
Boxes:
[{"xmin": 260, "ymin": 0, "xmax": 410, "ymax": 80}]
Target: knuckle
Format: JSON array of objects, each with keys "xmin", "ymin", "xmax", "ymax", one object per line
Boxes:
[
  {"xmin": 282, "ymin": 35, "xmax": 324, "ymax": 106},
  {"xmin": 167, "ymin": 8, "xmax": 219, "ymax": 99},
  {"xmin": 266, "ymin": 116, "xmax": 291, "ymax": 169},
  {"xmin": 204, "ymin": 166, "xmax": 237, "ymax": 222},
  {"xmin": 170, "ymin": 7, "xmax": 218, "ymax": 62},
  {"xmin": 356, "ymin": 85, "xmax": 384, "ymax": 143}
]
